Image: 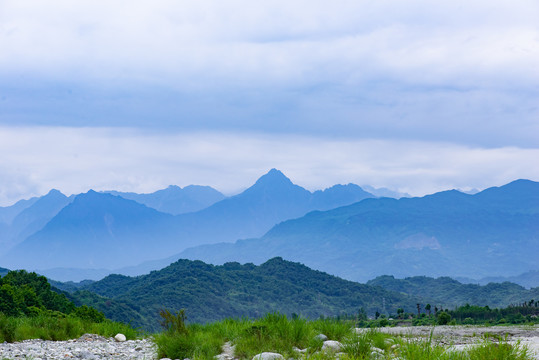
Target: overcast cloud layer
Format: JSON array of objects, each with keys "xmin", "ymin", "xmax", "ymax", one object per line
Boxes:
[
  {"xmin": 0, "ymin": 1, "xmax": 538, "ymax": 204},
  {"xmin": 1, "ymin": 126, "xmax": 539, "ymax": 206}
]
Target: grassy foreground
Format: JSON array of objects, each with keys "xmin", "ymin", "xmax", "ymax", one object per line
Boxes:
[
  {"xmin": 0, "ymin": 312, "xmax": 138, "ymax": 343},
  {"xmin": 154, "ymin": 312, "xmax": 535, "ymax": 360}
]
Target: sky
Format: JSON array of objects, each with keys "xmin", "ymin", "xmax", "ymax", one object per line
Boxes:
[{"xmin": 1, "ymin": 0, "xmax": 538, "ymax": 205}]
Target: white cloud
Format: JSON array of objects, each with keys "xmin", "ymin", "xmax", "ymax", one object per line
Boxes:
[
  {"xmin": 1, "ymin": 0, "xmax": 538, "ymax": 90},
  {"xmin": 0, "ymin": 126, "xmax": 538, "ymax": 206},
  {"xmin": 0, "ymin": 0, "xmax": 538, "ymax": 190}
]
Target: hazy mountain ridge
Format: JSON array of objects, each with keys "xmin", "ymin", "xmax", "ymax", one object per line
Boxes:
[
  {"xmin": 367, "ymin": 275, "xmax": 539, "ymax": 309},
  {"xmin": 178, "ymin": 179, "xmax": 539, "ymax": 282},
  {"xmin": 0, "ymin": 170, "xmax": 376, "ymax": 276},
  {"xmin": 0, "ymin": 191, "xmax": 184, "ymax": 270},
  {"xmin": 0, "ymin": 196, "xmax": 39, "ymax": 225},
  {"xmin": 172, "ymin": 169, "xmax": 375, "ymax": 245},
  {"xmin": 0, "ymin": 266, "xmax": 9, "ymax": 277},
  {"xmin": 0, "ymin": 189, "xmax": 73, "ymax": 254},
  {"xmin": 104, "ymin": 184, "xmax": 225, "ymax": 215},
  {"xmin": 457, "ymin": 270, "xmax": 539, "ymax": 289}
]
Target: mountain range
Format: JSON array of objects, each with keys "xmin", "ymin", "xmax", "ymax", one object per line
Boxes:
[
  {"xmin": 104, "ymin": 185, "xmax": 225, "ymax": 215},
  {"xmin": 367, "ymin": 275, "xmax": 539, "ymax": 309},
  {"xmin": 1, "ymin": 171, "xmax": 537, "ymax": 285},
  {"xmin": 177, "ymin": 179, "xmax": 539, "ymax": 282},
  {"xmin": 67, "ymin": 257, "xmax": 420, "ymax": 331},
  {"xmin": 0, "ymin": 189, "xmax": 73, "ymax": 252},
  {"xmin": 0, "ymin": 169, "xmax": 375, "ymax": 278},
  {"xmin": 455, "ymin": 270, "xmax": 539, "ymax": 290}
]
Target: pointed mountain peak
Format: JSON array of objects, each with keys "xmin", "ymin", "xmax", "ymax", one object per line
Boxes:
[
  {"xmin": 74, "ymin": 189, "xmax": 114, "ymax": 202},
  {"xmin": 44, "ymin": 189, "xmax": 66, "ymax": 198},
  {"xmin": 253, "ymin": 169, "xmax": 293, "ymax": 187}
]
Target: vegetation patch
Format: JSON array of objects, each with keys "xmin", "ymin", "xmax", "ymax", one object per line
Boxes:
[
  {"xmin": 154, "ymin": 311, "xmax": 536, "ymax": 360},
  {"xmin": 0, "ymin": 270, "xmax": 138, "ymax": 343}
]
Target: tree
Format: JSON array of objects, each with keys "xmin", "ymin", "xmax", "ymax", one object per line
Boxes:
[
  {"xmin": 425, "ymin": 304, "xmax": 431, "ymax": 316},
  {"xmin": 416, "ymin": 303, "xmax": 421, "ymax": 317},
  {"xmin": 437, "ymin": 311, "xmax": 451, "ymax": 325},
  {"xmin": 0, "ymin": 284, "xmax": 19, "ymax": 316}
]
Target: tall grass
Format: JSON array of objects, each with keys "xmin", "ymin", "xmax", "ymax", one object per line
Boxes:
[
  {"xmin": 234, "ymin": 313, "xmax": 314, "ymax": 359},
  {"xmin": 154, "ymin": 315, "xmax": 536, "ymax": 360},
  {"xmin": 0, "ymin": 312, "xmax": 138, "ymax": 343},
  {"xmin": 467, "ymin": 335, "xmax": 533, "ymax": 360},
  {"xmin": 7, "ymin": 310, "xmax": 533, "ymax": 360}
]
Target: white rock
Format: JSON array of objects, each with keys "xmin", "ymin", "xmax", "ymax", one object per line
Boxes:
[
  {"xmin": 315, "ymin": 333, "xmax": 328, "ymax": 341},
  {"xmin": 114, "ymin": 333, "xmax": 127, "ymax": 342},
  {"xmin": 252, "ymin": 352, "xmax": 285, "ymax": 360},
  {"xmin": 215, "ymin": 354, "xmax": 233, "ymax": 360},
  {"xmin": 322, "ymin": 340, "xmax": 343, "ymax": 352}
]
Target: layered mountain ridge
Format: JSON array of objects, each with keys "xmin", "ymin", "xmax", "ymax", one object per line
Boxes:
[
  {"xmin": 0, "ymin": 169, "xmax": 375, "ymax": 277},
  {"xmin": 177, "ymin": 179, "xmax": 539, "ymax": 282}
]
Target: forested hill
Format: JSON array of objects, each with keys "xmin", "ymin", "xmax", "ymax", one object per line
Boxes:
[
  {"xmin": 70, "ymin": 257, "xmax": 419, "ymax": 331},
  {"xmin": 367, "ymin": 275, "xmax": 539, "ymax": 309}
]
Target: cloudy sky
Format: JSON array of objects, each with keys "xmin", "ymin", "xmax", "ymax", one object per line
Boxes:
[{"xmin": 1, "ymin": 0, "xmax": 538, "ymax": 205}]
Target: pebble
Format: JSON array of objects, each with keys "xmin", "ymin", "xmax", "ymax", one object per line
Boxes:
[{"xmin": 0, "ymin": 334, "xmax": 157, "ymax": 360}]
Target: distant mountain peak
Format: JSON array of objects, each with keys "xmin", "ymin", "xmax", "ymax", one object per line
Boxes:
[
  {"xmin": 39, "ymin": 189, "xmax": 67, "ymax": 201},
  {"xmin": 253, "ymin": 169, "xmax": 293, "ymax": 187},
  {"xmin": 74, "ymin": 190, "xmax": 116, "ymax": 204}
]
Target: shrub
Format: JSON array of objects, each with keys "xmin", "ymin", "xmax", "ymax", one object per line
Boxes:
[{"xmin": 437, "ymin": 311, "xmax": 451, "ymax": 325}]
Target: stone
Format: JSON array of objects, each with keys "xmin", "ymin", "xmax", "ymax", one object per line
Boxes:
[
  {"xmin": 214, "ymin": 354, "xmax": 233, "ymax": 360},
  {"xmin": 0, "ymin": 336, "xmax": 155, "ymax": 359},
  {"xmin": 315, "ymin": 333, "xmax": 328, "ymax": 341},
  {"xmin": 322, "ymin": 340, "xmax": 343, "ymax": 352},
  {"xmin": 252, "ymin": 352, "xmax": 285, "ymax": 360},
  {"xmin": 114, "ymin": 333, "xmax": 126, "ymax": 342}
]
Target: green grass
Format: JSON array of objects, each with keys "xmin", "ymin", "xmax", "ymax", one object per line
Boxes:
[
  {"xmin": 2, "ymin": 310, "xmax": 535, "ymax": 360},
  {"xmin": 466, "ymin": 335, "xmax": 533, "ymax": 360},
  {"xmin": 0, "ymin": 312, "xmax": 138, "ymax": 343},
  {"xmin": 153, "ymin": 315, "xmax": 536, "ymax": 360}
]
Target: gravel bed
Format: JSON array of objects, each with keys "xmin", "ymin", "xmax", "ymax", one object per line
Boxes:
[
  {"xmin": 357, "ymin": 325, "xmax": 539, "ymax": 359},
  {"xmin": 0, "ymin": 334, "xmax": 157, "ymax": 360}
]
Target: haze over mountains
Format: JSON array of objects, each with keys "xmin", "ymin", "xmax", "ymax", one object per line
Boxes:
[
  {"xmin": 0, "ymin": 189, "xmax": 73, "ymax": 252},
  {"xmin": 0, "ymin": 170, "xmax": 537, "ymax": 286},
  {"xmin": 104, "ymin": 185, "xmax": 225, "ymax": 215},
  {"xmin": 0, "ymin": 169, "xmax": 375, "ymax": 278},
  {"xmin": 179, "ymin": 179, "xmax": 539, "ymax": 283}
]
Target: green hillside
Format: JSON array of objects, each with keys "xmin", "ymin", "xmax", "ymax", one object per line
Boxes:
[
  {"xmin": 71, "ymin": 257, "xmax": 419, "ymax": 331},
  {"xmin": 367, "ymin": 275, "xmax": 539, "ymax": 309}
]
